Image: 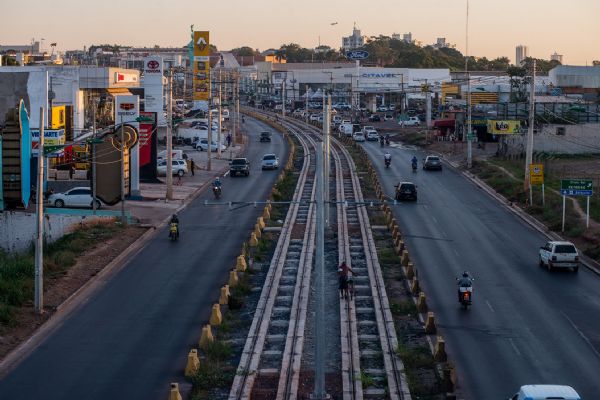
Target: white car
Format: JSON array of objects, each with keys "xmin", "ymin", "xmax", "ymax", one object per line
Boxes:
[
  {"xmin": 366, "ymin": 129, "xmax": 379, "ymax": 141},
  {"xmin": 539, "ymin": 241, "xmax": 579, "ymax": 272},
  {"xmin": 309, "ymin": 114, "xmax": 321, "ymax": 122},
  {"xmin": 353, "ymin": 133, "xmax": 365, "ymax": 142},
  {"xmin": 261, "ymin": 154, "xmax": 279, "ymax": 170},
  {"xmin": 399, "ymin": 116, "xmax": 421, "ymax": 126},
  {"xmin": 157, "ymin": 159, "xmax": 188, "ymax": 177},
  {"xmin": 48, "ymin": 187, "xmax": 102, "ymax": 209},
  {"xmin": 377, "ymin": 105, "xmax": 388, "ymax": 112},
  {"xmin": 195, "ymin": 139, "xmax": 227, "ymax": 152}
]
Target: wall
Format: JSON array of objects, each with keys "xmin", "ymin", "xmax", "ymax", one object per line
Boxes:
[
  {"xmin": 504, "ymin": 123, "xmax": 600, "ymax": 154},
  {"xmin": 0, "ymin": 69, "xmax": 48, "ymax": 127},
  {"xmin": 0, "ymin": 211, "xmax": 112, "ymax": 253}
]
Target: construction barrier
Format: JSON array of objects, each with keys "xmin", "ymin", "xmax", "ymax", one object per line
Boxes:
[
  {"xmin": 185, "ymin": 349, "xmax": 200, "ymax": 377},
  {"xmin": 219, "ymin": 285, "xmax": 230, "ymax": 305},
  {"xmin": 236, "ymin": 255, "xmax": 247, "ymax": 272},
  {"xmin": 434, "ymin": 336, "xmax": 447, "ymax": 362},
  {"xmin": 229, "ymin": 270, "xmax": 239, "ymax": 287},
  {"xmin": 168, "ymin": 383, "xmax": 183, "ymax": 400},
  {"xmin": 249, "ymin": 232, "xmax": 259, "ymax": 247},
  {"xmin": 410, "ymin": 278, "xmax": 420, "ymax": 295},
  {"xmin": 417, "ymin": 291, "xmax": 428, "ymax": 313},
  {"xmin": 401, "ymin": 250, "xmax": 410, "ymax": 267},
  {"xmin": 425, "ymin": 312, "xmax": 437, "ymax": 334},
  {"xmin": 405, "ymin": 262, "xmax": 415, "ymax": 280},
  {"xmin": 199, "ymin": 324, "xmax": 214, "ymax": 349}
]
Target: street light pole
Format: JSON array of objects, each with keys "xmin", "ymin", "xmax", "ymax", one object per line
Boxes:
[
  {"xmin": 92, "ymin": 98, "xmax": 97, "ymax": 215},
  {"xmin": 120, "ymin": 114, "xmax": 127, "ymax": 225},
  {"xmin": 166, "ymin": 69, "xmax": 173, "ymax": 199},
  {"xmin": 525, "ymin": 59, "xmax": 536, "ymax": 202},
  {"xmin": 218, "ymin": 68, "xmax": 222, "ymax": 159}
]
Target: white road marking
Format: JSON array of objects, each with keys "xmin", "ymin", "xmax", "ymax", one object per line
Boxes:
[
  {"xmin": 508, "ymin": 338, "xmax": 522, "ymax": 356},
  {"xmin": 223, "ymin": 170, "xmax": 230, "ymax": 177},
  {"xmin": 440, "ymin": 229, "xmax": 448, "ymax": 238},
  {"xmin": 485, "ymin": 300, "xmax": 495, "ymax": 313},
  {"xmin": 562, "ymin": 311, "xmax": 600, "ymax": 359},
  {"xmin": 432, "ymin": 216, "xmax": 438, "ymax": 224}
]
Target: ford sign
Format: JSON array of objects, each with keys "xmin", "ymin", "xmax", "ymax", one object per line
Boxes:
[{"xmin": 346, "ymin": 50, "xmax": 369, "ymax": 60}]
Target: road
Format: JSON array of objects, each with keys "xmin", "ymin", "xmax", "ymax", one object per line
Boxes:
[
  {"xmin": 0, "ymin": 118, "xmax": 288, "ymax": 399},
  {"xmin": 361, "ymin": 139, "xmax": 600, "ymax": 399}
]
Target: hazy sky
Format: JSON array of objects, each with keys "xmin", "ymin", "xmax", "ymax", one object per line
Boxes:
[{"xmin": 2, "ymin": 0, "xmax": 598, "ymax": 65}]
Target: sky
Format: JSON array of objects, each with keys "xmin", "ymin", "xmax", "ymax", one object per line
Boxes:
[{"xmin": 1, "ymin": 0, "xmax": 598, "ymax": 65}]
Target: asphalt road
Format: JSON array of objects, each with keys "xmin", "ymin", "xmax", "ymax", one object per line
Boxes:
[
  {"xmin": 361, "ymin": 139, "xmax": 600, "ymax": 399},
  {"xmin": 0, "ymin": 118, "xmax": 288, "ymax": 399}
]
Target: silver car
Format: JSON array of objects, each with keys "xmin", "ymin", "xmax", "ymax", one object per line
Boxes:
[
  {"xmin": 261, "ymin": 154, "xmax": 279, "ymax": 170},
  {"xmin": 48, "ymin": 187, "xmax": 102, "ymax": 209}
]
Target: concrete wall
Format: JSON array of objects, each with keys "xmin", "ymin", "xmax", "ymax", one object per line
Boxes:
[
  {"xmin": 0, "ymin": 69, "xmax": 48, "ymax": 127},
  {"xmin": 0, "ymin": 211, "xmax": 112, "ymax": 253},
  {"xmin": 504, "ymin": 123, "xmax": 600, "ymax": 154}
]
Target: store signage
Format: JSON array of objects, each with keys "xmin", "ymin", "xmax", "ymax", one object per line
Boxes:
[
  {"xmin": 145, "ymin": 59, "xmax": 162, "ymax": 74},
  {"xmin": 487, "ymin": 120, "xmax": 522, "ymax": 134},
  {"xmin": 114, "ymin": 72, "xmax": 139, "ymax": 84},
  {"xmin": 360, "ymin": 73, "xmax": 397, "ymax": 79},
  {"xmin": 193, "ymin": 31, "xmax": 211, "ymax": 102},
  {"xmin": 346, "ymin": 50, "xmax": 369, "ymax": 60}
]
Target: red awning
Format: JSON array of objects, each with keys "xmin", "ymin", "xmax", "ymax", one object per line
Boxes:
[{"xmin": 434, "ymin": 119, "xmax": 456, "ymax": 128}]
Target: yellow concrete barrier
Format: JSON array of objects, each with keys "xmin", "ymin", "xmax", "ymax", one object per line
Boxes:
[
  {"xmin": 395, "ymin": 240, "xmax": 404, "ymax": 256},
  {"xmin": 229, "ymin": 270, "xmax": 239, "ymax": 287},
  {"xmin": 210, "ymin": 303, "xmax": 222, "ymax": 326},
  {"xmin": 185, "ymin": 349, "xmax": 200, "ymax": 377},
  {"xmin": 249, "ymin": 232, "xmax": 259, "ymax": 247},
  {"xmin": 405, "ymin": 262, "xmax": 415, "ymax": 280},
  {"xmin": 262, "ymin": 206, "xmax": 271, "ymax": 220},
  {"xmin": 425, "ymin": 312, "xmax": 437, "ymax": 334},
  {"xmin": 401, "ymin": 250, "xmax": 410, "ymax": 267},
  {"xmin": 254, "ymin": 224, "xmax": 262, "ymax": 239},
  {"xmin": 219, "ymin": 285, "xmax": 230, "ymax": 305},
  {"xmin": 199, "ymin": 324, "xmax": 214, "ymax": 349},
  {"xmin": 434, "ymin": 336, "xmax": 447, "ymax": 362},
  {"xmin": 236, "ymin": 255, "xmax": 247, "ymax": 272},
  {"xmin": 169, "ymin": 383, "xmax": 183, "ymax": 400},
  {"xmin": 257, "ymin": 217, "xmax": 265, "ymax": 230},
  {"xmin": 417, "ymin": 291, "xmax": 428, "ymax": 313},
  {"xmin": 410, "ymin": 278, "xmax": 420, "ymax": 295}
]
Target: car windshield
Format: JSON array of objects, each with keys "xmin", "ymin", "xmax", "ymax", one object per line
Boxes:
[
  {"xmin": 232, "ymin": 159, "xmax": 247, "ymax": 165},
  {"xmin": 263, "ymin": 155, "xmax": 276, "ymax": 160},
  {"xmin": 555, "ymin": 245, "xmax": 577, "ymax": 253},
  {"xmin": 400, "ymin": 184, "xmax": 415, "ymax": 190},
  {"xmin": 428, "ymin": 156, "xmax": 440, "ymax": 161}
]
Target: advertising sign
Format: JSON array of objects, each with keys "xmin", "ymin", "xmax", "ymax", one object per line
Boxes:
[
  {"xmin": 560, "ymin": 179, "xmax": 593, "ymax": 196},
  {"xmin": 143, "ymin": 56, "xmax": 165, "ymax": 126},
  {"xmin": 138, "ymin": 111, "xmax": 155, "ymax": 167},
  {"xmin": 115, "ymin": 95, "xmax": 140, "ymax": 125},
  {"xmin": 114, "ymin": 72, "xmax": 139, "ymax": 84},
  {"xmin": 529, "ymin": 164, "xmax": 544, "ymax": 185},
  {"xmin": 50, "ymin": 105, "xmax": 66, "ymax": 129},
  {"xmin": 487, "ymin": 120, "xmax": 522, "ymax": 134},
  {"xmin": 19, "ymin": 100, "xmax": 31, "ymax": 208},
  {"xmin": 193, "ymin": 31, "xmax": 211, "ymax": 104},
  {"xmin": 31, "ymin": 129, "xmax": 66, "ymax": 154},
  {"xmin": 346, "ymin": 50, "xmax": 369, "ymax": 60}
]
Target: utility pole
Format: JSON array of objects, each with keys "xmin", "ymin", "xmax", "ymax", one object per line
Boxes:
[
  {"xmin": 305, "ymin": 84, "xmax": 309, "ymax": 124},
  {"xmin": 282, "ymin": 80, "xmax": 286, "ymax": 119},
  {"xmin": 207, "ymin": 70, "xmax": 213, "ymax": 171},
  {"xmin": 35, "ymin": 107, "xmax": 45, "ymax": 314},
  {"xmin": 166, "ymin": 69, "xmax": 173, "ymax": 200},
  {"xmin": 120, "ymin": 115, "xmax": 127, "ymax": 225},
  {"xmin": 218, "ymin": 68, "xmax": 222, "ymax": 159},
  {"xmin": 525, "ymin": 59, "xmax": 536, "ymax": 202},
  {"xmin": 465, "ymin": 0, "xmax": 473, "ymax": 168},
  {"xmin": 92, "ymin": 98, "xmax": 97, "ymax": 214},
  {"xmin": 325, "ymin": 95, "xmax": 331, "ymax": 227},
  {"xmin": 236, "ymin": 72, "xmax": 240, "ymax": 144}
]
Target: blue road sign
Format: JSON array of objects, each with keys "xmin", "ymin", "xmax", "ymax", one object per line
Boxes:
[
  {"xmin": 560, "ymin": 179, "xmax": 593, "ymax": 196},
  {"xmin": 346, "ymin": 50, "xmax": 369, "ymax": 60}
]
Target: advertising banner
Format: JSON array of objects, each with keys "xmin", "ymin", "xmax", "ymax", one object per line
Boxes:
[
  {"xmin": 114, "ymin": 94, "xmax": 140, "ymax": 195},
  {"xmin": 31, "ymin": 129, "xmax": 66, "ymax": 154},
  {"xmin": 143, "ymin": 56, "xmax": 165, "ymax": 126},
  {"xmin": 487, "ymin": 120, "xmax": 523, "ymax": 134},
  {"xmin": 138, "ymin": 112, "xmax": 155, "ymax": 167},
  {"xmin": 193, "ymin": 31, "xmax": 211, "ymax": 106}
]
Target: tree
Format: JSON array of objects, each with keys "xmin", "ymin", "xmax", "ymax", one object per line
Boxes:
[{"xmin": 231, "ymin": 46, "xmax": 258, "ymax": 57}]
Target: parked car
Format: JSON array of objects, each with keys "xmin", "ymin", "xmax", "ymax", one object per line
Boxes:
[
  {"xmin": 423, "ymin": 155, "xmax": 443, "ymax": 171},
  {"xmin": 509, "ymin": 385, "xmax": 581, "ymax": 400},
  {"xmin": 353, "ymin": 132, "xmax": 366, "ymax": 142},
  {"xmin": 368, "ymin": 114, "xmax": 381, "ymax": 122},
  {"xmin": 48, "ymin": 187, "xmax": 101, "ymax": 209},
  {"xmin": 309, "ymin": 114, "xmax": 321, "ymax": 122},
  {"xmin": 157, "ymin": 159, "xmax": 188, "ymax": 177},
  {"xmin": 261, "ymin": 154, "xmax": 279, "ymax": 170},
  {"xmin": 260, "ymin": 132, "xmax": 272, "ymax": 142},
  {"xmin": 384, "ymin": 114, "xmax": 394, "ymax": 121},
  {"xmin": 195, "ymin": 139, "xmax": 226, "ymax": 151},
  {"xmin": 399, "ymin": 116, "xmax": 421, "ymax": 126},
  {"xmin": 377, "ymin": 105, "xmax": 388, "ymax": 112},
  {"xmin": 394, "ymin": 182, "xmax": 417, "ymax": 201},
  {"xmin": 539, "ymin": 241, "xmax": 579, "ymax": 272},
  {"xmin": 230, "ymin": 157, "xmax": 250, "ymax": 177}
]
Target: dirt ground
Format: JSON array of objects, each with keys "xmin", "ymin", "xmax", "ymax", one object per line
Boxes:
[{"xmin": 0, "ymin": 225, "xmax": 146, "ymax": 361}]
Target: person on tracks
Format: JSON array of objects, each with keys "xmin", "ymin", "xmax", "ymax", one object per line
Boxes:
[{"xmin": 338, "ymin": 261, "xmax": 356, "ymax": 300}]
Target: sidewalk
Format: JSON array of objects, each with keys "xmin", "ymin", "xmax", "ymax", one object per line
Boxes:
[{"xmin": 113, "ymin": 144, "xmax": 243, "ymax": 226}]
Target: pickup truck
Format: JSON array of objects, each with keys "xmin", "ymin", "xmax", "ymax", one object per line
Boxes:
[
  {"xmin": 229, "ymin": 158, "xmax": 250, "ymax": 177},
  {"xmin": 539, "ymin": 241, "xmax": 579, "ymax": 272}
]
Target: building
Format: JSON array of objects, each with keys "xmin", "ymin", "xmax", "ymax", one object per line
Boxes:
[
  {"xmin": 342, "ymin": 26, "xmax": 365, "ymax": 51},
  {"xmin": 516, "ymin": 45, "xmax": 529, "ymax": 66},
  {"xmin": 550, "ymin": 52, "xmax": 563, "ymax": 64},
  {"xmin": 403, "ymin": 33, "xmax": 414, "ymax": 44},
  {"xmin": 391, "ymin": 33, "xmax": 401, "ymax": 41},
  {"xmin": 433, "ymin": 38, "xmax": 449, "ymax": 49}
]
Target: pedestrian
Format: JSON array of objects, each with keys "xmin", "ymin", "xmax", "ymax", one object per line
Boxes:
[
  {"xmin": 190, "ymin": 158, "xmax": 195, "ymax": 176},
  {"xmin": 338, "ymin": 261, "xmax": 355, "ymax": 300},
  {"xmin": 226, "ymin": 133, "xmax": 232, "ymax": 147},
  {"xmin": 177, "ymin": 173, "xmax": 182, "ymax": 185}
]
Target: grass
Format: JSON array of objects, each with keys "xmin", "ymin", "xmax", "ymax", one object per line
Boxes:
[
  {"xmin": 360, "ymin": 369, "xmax": 376, "ymax": 387},
  {"xmin": 0, "ymin": 221, "xmax": 122, "ymax": 327},
  {"xmin": 390, "ymin": 300, "xmax": 418, "ymax": 318}
]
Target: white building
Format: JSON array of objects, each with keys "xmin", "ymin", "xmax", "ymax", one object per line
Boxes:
[
  {"xmin": 342, "ymin": 27, "xmax": 365, "ymax": 51},
  {"xmin": 403, "ymin": 33, "xmax": 414, "ymax": 44},
  {"xmin": 434, "ymin": 38, "xmax": 449, "ymax": 49},
  {"xmin": 550, "ymin": 52, "xmax": 563, "ymax": 64},
  {"xmin": 516, "ymin": 45, "xmax": 529, "ymax": 66}
]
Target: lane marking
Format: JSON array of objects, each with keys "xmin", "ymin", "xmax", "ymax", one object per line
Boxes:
[
  {"xmin": 562, "ymin": 311, "xmax": 600, "ymax": 359},
  {"xmin": 223, "ymin": 170, "xmax": 230, "ymax": 177},
  {"xmin": 432, "ymin": 216, "xmax": 438, "ymax": 224},
  {"xmin": 453, "ymin": 249, "xmax": 459, "ymax": 257},
  {"xmin": 508, "ymin": 338, "xmax": 522, "ymax": 356},
  {"xmin": 485, "ymin": 300, "xmax": 495, "ymax": 313}
]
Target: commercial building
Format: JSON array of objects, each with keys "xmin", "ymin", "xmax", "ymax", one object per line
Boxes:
[
  {"xmin": 342, "ymin": 27, "xmax": 366, "ymax": 51},
  {"xmin": 515, "ymin": 45, "xmax": 529, "ymax": 66},
  {"xmin": 550, "ymin": 52, "xmax": 564, "ymax": 64}
]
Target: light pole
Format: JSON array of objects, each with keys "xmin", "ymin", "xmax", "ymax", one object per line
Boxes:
[{"xmin": 34, "ymin": 107, "xmax": 45, "ymax": 314}]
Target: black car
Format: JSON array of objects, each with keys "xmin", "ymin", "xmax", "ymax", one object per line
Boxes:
[
  {"xmin": 395, "ymin": 182, "xmax": 417, "ymax": 201},
  {"xmin": 230, "ymin": 158, "xmax": 250, "ymax": 177},
  {"xmin": 423, "ymin": 155, "xmax": 442, "ymax": 171},
  {"xmin": 259, "ymin": 132, "xmax": 272, "ymax": 142},
  {"xmin": 368, "ymin": 114, "xmax": 381, "ymax": 122}
]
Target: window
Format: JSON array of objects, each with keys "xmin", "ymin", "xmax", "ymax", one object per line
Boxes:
[{"xmin": 555, "ymin": 245, "xmax": 576, "ymax": 253}]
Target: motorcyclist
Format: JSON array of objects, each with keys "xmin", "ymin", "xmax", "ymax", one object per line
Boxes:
[
  {"xmin": 411, "ymin": 155, "xmax": 418, "ymax": 169},
  {"xmin": 457, "ymin": 271, "xmax": 473, "ymax": 301},
  {"xmin": 170, "ymin": 214, "xmax": 179, "ymax": 239},
  {"xmin": 384, "ymin": 152, "xmax": 392, "ymax": 167},
  {"xmin": 385, "ymin": 133, "xmax": 390, "ymax": 145},
  {"xmin": 379, "ymin": 135, "xmax": 385, "ymax": 147},
  {"xmin": 213, "ymin": 177, "xmax": 222, "ymax": 188},
  {"xmin": 242, "ymin": 115, "xmax": 245, "ymax": 124}
]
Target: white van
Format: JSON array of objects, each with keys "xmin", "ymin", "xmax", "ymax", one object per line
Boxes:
[
  {"xmin": 339, "ymin": 123, "xmax": 353, "ymax": 136},
  {"xmin": 509, "ymin": 385, "xmax": 581, "ymax": 400},
  {"xmin": 158, "ymin": 149, "xmax": 186, "ymax": 161}
]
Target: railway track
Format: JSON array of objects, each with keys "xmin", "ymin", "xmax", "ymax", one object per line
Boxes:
[{"xmin": 230, "ymin": 111, "xmax": 411, "ymax": 399}]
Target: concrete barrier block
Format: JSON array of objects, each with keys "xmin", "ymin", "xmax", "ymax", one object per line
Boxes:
[
  {"xmin": 257, "ymin": 217, "xmax": 265, "ymax": 230},
  {"xmin": 236, "ymin": 255, "xmax": 247, "ymax": 272},
  {"xmin": 169, "ymin": 383, "xmax": 183, "ymax": 400},
  {"xmin": 417, "ymin": 291, "xmax": 427, "ymax": 313},
  {"xmin": 210, "ymin": 303, "xmax": 222, "ymax": 326},
  {"xmin": 56, "ymin": 170, "xmax": 70, "ymax": 180},
  {"xmin": 425, "ymin": 312, "xmax": 437, "ymax": 334},
  {"xmin": 219, "ymin": 285, "xmax": 230, "ymax": 305},
  {"xmin": 185, "ymin": 349, "xmax": 200, "ymax": 377},
  {"xmin": 410, "ymin": 278, "xmax": 420, "ymax": 295},
  {"xmin": 401, "ymin": 250, "xmax": 409, "ymax": 267},
  {"xmin": 434, "ymin": 336, "xmax": 447, "ymax": 362},
  {"xmin": 262, "ymin": 207, "xmax": 271, "ymax": 220},
  {"xmin": 229, "ymin": 270, "xmax": 239, "ymax": 287},
  {"xmin": 254, "ymin": 225, "xmax": 262, "ymax": 239},
  {"xmin": 249, "ymin": 232, "xmax": 259, "ymax": 247},
  {"xmin": 199, "ymin": 324, "xmax": 214, "ymax": 349}
]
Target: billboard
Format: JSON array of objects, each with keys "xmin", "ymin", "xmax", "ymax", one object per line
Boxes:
[
  {"xmin": 487, "ymin": 120, "xmax": 523, "ymax": 134},
  {"xmin": 114, "ymin": 95, "xmax": 140, "ymax": 195},
  {"xmin": 143, "ymin": 56, "xmax": 165, "ymax": 126},
  {"xmin": 138, "ymin": 111, "xmax": 158, "ymax": 182},
  {"xmin": 31, "ymin": 129, "xmax": 66, "ymax": 155},
  {"xmin": 193, "ymin": 31, "xmax": 211, "ymax": 106}
]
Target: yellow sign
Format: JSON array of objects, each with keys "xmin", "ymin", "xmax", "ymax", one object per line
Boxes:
[
  {"xmin": 530, "ymin": 163, "xmax": 544, "ymax": 185},
  {"xmin": 50, "ymin": 106, "xmax": 66, "ymax": 129},
  {"xmin": 487, "ymin": 120, "xmax": 522, "ymax": 134},
  {"xmin": 193, "ymin": 31, "xmax": 211, "ymax": 101}
]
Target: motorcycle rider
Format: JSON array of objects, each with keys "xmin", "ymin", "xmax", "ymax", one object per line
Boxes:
[
  {"xmin": 385, "ymin": 133, "xmax": 391, "ymax": 146},
  {"xmin": 384, "ymin": 152, "xmax": 392, "ymax": 167},
  {"xmin": 456, "ymin": 271, "xmax": 473, "ymax": 302},
  {"xmin": 170, "ymin": 214, "xmax": 179, "ymax": 239},
  {"xmin": 213, "ymin": 177, "xmax": 222, "ymax": 197},
  {"xmin": 411, "ymin": 155, "xmax": 418, "ymax": 170}
]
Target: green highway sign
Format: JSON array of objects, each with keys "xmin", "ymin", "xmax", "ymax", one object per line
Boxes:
[
  {"xmin": 560, "ymin": 179, "xmax": 593, "ymax": 196},
  {"xmin": 43, "ymin": 145, "xmax": 65, "ymax": 154}
]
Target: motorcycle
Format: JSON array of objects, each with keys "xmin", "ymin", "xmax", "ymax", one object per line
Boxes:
[
  {"xmin": 380, "ymin": 138, "xmax": 385, "ymax": 148},
  {"xmin": 385, "ymin": 137, "xmax": 390, "ymax": 146},
  {"xmin": 169, "ymin": 222, "xmax": 179, "ymax": 241},
  {"xmin": 385, "ymin": 158, "xmax": 391, "ymax": 169},
  {"xmin": 458, "ymin": 285, "xmax": 473, "ymax": 309},
  {"xmin": 411, "ymin": 161, "xmax": 417, "ymax": 172},
  {"xmin": 242, "ymin": 116, "xmax": 245, "ymax": 124},
  {"xmin": 213, "ymin": 185, "xmax": 222, "ymax": 199}
]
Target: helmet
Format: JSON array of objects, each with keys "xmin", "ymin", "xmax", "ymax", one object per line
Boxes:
[
  {"xmin": 172, "ymin": 214, "xmax": 178, "ymax": 218},
  {"xmin": 215, "ymin": 177, "xmax": 221, "ymax": 183},
  {"xmin": 462, "ymin": 271, "xmax": 469, "ymax": 278}
]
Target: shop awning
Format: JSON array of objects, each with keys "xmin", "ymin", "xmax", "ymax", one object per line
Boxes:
[{"xmin": 434, "ymin": 119, "xmax": 456, "ymax": 128}]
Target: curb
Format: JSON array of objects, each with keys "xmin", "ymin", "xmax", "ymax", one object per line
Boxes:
[{"xmin": 0, "ymin": 140, "xmax": 246, "ymax": 378}]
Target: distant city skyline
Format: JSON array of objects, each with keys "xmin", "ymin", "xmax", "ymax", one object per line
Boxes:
[{"xmin": 1, "ymin": 0, "xmax": 598, "ymax": 65}]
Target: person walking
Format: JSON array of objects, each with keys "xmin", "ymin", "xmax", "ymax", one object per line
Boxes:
[
  {"xmin": 226, "ymin": 133, "xmax": 232, "ymax": 148},
  {"xmin": 338, "ymin": 261, "xmax": 355, "ymax": 300},
  {"xmin": 190, "ymin": 158, "xmax": 195, "ymax": 176}
]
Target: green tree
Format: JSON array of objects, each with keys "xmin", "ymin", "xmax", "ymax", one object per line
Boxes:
[{"xmin": 231, "ymin": 46, "xmax": 258, "ymax": 57}]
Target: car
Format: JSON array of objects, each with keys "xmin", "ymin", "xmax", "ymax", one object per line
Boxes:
[
  {"xmin": 400, "ymin": 116, "xmax": 421, "ymax": 126},
  {"xmin": 309, "ymin": 114, "xmax": 321, "ymax": 122},
  {"xmin": 261, "ymin": 154, "xmax": 279, "ymax": 170},
  {"xmin": 368, "ymin": 114, "xmax": 382, "ymax": 122},
  {"xmin": 259, "ymin": 132, "xmax": 272, "ymax": 142},
  {"xmin": 539, "ymin": 241, "xmax": 579, "ymax": 272},
  {"xmin": 353, "ymin": 132, "xmax": 365, "ymax": 142},
  {"xmin": 509, "ymin": 385, "xmax": 581, "ymax": 400},
  {"xmin": 362, "ymin": 125, "xmax": 375, "ymax": 133},
  {"xmin": 377, "ymin": 105, "xmax": 388, "ymax": 112},
  {"xmin": 339, "ymin": 123, "xmax": 353, "ymax": 136},
  {"xmin": 384, "ymin": 114, "xmax": 394, "ymax": 121},
  {"xmin": 394, "ymin": 182, "xmax": 417, "ymax": 201},
  {"xmin": 423, "ymin": 155, "xmax": 443, "ymax": 171},
  {"xmin": 230, "ymin": 157, "xmax": 250, "ymax": 177},
  {"xmin": 332, "ymin": 115, "xmax": 343, "ymax": 125},
  {"xmin": 157, "ymin": 159, "xmax": 188, "ymax": 176},
  {"xmin": 48, "ymin": 187, "xmax": 101, "ymax": 209},
  {"xmin": 195, "ymin": 139, "xmax": 226, "ymax": 152},
  {"xmin": 366, "ymin": 130, "xmax": 380, "ymax": 141}
]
